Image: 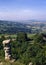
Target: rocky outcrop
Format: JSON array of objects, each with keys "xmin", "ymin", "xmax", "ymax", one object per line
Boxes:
[{"xmin": 2, "ymin": 39, "xmax": 11, "ymax": 60}]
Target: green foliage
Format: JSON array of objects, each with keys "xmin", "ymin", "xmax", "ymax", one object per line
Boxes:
[
  {"xmin": 16, "ymin": 32, "xmax": 28, "ymax": 42},
  {"xmin": 1, "ymin": 35, "xmax": 6, "ymax": 41},
  {"xmin": 34, "ymin": 33, "xmax": 45, "ymax": 45},
  {"xmin": 0, "ymin": 33, "xmax": 46, "ymax": 65},
  {"xmin": 3, "ymin": 61, "xmax": 25, "ymax": 65}
]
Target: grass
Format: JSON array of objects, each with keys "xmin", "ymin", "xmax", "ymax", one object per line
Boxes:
[
  {"xmin": 0, "ymin": 61, "xmax": 25, "ymax": 65},
  {"xmin": 27, "ymin": 33, "xmax": 36, "ymax": 39},
  {"xmin": 0, "ymin": 33, "xmax": 36, "ymax": 39},
  {"xmin": 0, "ymin": 34, "xmax": 17, "ymax": 39}
]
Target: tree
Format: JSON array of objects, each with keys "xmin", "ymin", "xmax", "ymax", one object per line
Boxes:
[
  {"xmin": 34, "ymin": 33, "xmax": 45, "ymax": 45},
  {"xmin": 16, "ymin": 32, "xmax": 28, "ymax": 42}
]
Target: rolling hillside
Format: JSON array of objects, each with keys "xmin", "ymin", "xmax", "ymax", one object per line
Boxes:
[{"xmin": 0, "ymin": 20, "xmax": 46, "ymax": 34}]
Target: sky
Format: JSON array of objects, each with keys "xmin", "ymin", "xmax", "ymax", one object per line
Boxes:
[{"xmin": 0, "ymin": 0, "xmax": 46, "ymax": 21}]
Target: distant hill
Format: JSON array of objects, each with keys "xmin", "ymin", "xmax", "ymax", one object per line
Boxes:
[{"xmin": 0, "ymin": 20, "xmax": 46, "ymax": 34}]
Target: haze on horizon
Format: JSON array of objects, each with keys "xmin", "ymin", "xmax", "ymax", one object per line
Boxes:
[{"xmin": 0, "ymin": 0, "xmax": 46, "ymax": 21}]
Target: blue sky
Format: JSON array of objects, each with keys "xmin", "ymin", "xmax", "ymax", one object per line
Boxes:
[{"xmin": 0, "ymin": 0, "xmax": 46, "ymax": 20}]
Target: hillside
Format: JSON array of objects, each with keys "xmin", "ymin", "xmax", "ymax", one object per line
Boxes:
[
  {"xmin": 0, "ymin": 20, "xmax": 46, "ymax": 34},
  {"xmin": 0, "ymin": 33, "xmax": 46, "ymax": 65}
]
